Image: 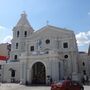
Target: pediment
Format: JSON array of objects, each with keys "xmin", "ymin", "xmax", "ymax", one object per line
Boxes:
[
  {"xmin": 29, "ymin": 25, "xmax": 74, "ymax": 39},
  {"xmin": 36, "ymin": 25, "xmax": 73, "ymax": 34}
]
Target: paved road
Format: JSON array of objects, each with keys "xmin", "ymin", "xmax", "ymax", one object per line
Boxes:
[{"xmin": 0, "ymin": 83, "xmax": 90, "ymax": 90}]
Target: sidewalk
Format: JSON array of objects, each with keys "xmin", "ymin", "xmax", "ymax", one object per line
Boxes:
[{"xmin": 0, "ymin": 83, "xmax": 50, "ymax": 90}]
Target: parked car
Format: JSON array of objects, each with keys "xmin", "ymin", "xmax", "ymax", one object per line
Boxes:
[{"xmin": 51, "ymin": 80, "xmax": 84, "ymax": 90}]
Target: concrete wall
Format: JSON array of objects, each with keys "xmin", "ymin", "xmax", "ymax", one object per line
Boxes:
[{"xmin": 3, "ymin": 62, "xmax": 20, "ymax": 83}]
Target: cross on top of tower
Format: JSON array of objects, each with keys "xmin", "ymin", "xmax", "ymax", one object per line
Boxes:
[{"xmin": 21, "ymin": 11, "xmax": 27, "ymax": 17}]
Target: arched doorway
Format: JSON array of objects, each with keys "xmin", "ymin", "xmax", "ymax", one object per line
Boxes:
[
  {"xmin": 31, "ymin": 62, "xmax": 46, "ymax": 85},
  {"xmin": 9, "ymin": 68, "xmax": 16, "ymax": 83}
]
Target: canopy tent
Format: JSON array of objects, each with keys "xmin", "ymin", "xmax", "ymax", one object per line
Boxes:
[{"xmin": 0, "ymin": 56, "xmax": 9, "ymax": 61}]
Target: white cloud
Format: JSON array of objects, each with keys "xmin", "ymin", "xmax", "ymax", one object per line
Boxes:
[
  {"xmin": 2, "ymin": 36, "xmax": 12, "ymax": 44},
  {"xmin": 76, "ymin": 31, "xmax": 90, "ymax": 46},
  {"xmin": 88, "ymin": 12, "xmax": 90, "ymax": 15},
  {"xmin": 0, "ymin": 26, "xmax": 8, "ymax": 31},
  {"xmin": 0, "ymin": 25, "xmax": 12, "ymax": 44}
]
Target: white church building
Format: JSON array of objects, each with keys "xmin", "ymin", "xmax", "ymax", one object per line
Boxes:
[{"xmin": 0, "ymin": 12, "xmax": 90, "ymax": 85}]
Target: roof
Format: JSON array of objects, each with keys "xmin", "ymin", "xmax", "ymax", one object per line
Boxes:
[
  {"xmin": 35, "ymin": 25, "xmax": 74, "ymax": 34},
  {"xmin": 16, "ymin": 12, "xmax": 32, "ymax": 27}
]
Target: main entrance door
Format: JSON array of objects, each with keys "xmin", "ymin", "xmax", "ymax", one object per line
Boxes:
[{"xmin": 31, "ymin": 62, "xmax": 46, "ymax": 85}]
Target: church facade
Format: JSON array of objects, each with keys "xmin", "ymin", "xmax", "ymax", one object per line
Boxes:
[{"xmin": 0, "ymin": 12, "xmax": 90, "ymax": 85}]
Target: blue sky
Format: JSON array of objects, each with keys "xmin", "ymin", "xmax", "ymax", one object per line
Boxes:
[{"xmin": 0, "ymin": 0, "xmax": 90, "ymax": 52}]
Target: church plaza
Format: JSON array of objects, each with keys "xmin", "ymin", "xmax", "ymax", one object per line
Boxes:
[
  {"xmin": 0, "ymin": 83, "xmax": 50, "ymax": 90},
  {"xmin": 0, "ymin": 83, "xmax": 90, "ymax": 90}
]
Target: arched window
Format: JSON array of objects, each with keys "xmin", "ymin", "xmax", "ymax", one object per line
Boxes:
[
  {"xmin": 16, "ymin": 43, "xmax": 18, "ymax": 49},
  {"xmin": 83, "ymin": 70, "xmax": 86, "ymax": 75},
  {"xmin": 30, "ymin": 46, "xmax": 34, "ymax": 51},
  {"xmin": 11, "ymin": 69, "xmax": 15, "ymax": 77},
  {"xmin": 82, "ymin": 62, "xmax": 85, "ymax": 66},
  {"xmin": 24, "ymin": 31, "xmax": 27, "ymax": 37},
  {"xmin": 14, "ymin": 55, "xmax": 17, "ymax": 60},
  {"xmin": 17, "ymin": 31, "xmax": 19, "ymax": 37}
]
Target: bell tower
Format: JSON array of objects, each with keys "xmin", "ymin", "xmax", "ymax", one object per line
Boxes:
[{"xmin": 10, "ymin": 12, "xmax": 34, "ymax": 61}]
